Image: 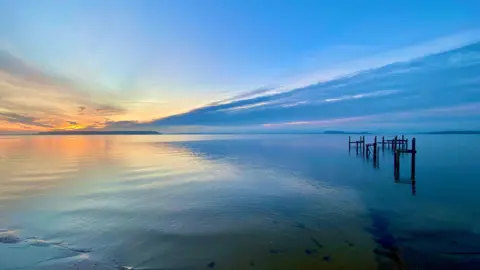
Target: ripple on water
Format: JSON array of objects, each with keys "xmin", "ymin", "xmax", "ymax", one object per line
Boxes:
[
  {"xmin": 0, "ymin": 230, "xmax": 21, "ymax": 243},
  {"xmin": 0, "ymin": 231, "xmax": 101, "ymax": 269}
]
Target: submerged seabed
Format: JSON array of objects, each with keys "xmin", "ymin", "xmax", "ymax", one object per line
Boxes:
[{"xmin": 1, "ymin": 134, "xmax": 480, "ymax": 269}]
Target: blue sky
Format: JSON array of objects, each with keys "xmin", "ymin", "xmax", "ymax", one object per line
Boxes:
[{"xmin": 0, "ymin": 0, "xmax": 479, "ymax": 132}]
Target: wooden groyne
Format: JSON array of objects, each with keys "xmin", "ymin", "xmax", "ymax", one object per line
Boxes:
[
  {"xmin": 365, "ymin": 136, "xmax": 378, "ymax": 166},
  {"xmin": 394, "ymin": 137, "xmax": 416, "ymax": 181},
  {"xmin": 380, "ymin": 135, "xmax": 408, "ymax": 151},
  {"xmin": 349, "ymin": 135, "xmax": 417, "ymax": 195},
  {"xmin": 349, "ymin": 136, "xmax": 365, "ymax": 153}
]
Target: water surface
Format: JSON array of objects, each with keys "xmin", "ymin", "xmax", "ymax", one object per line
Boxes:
[{"xmin": 1, "ymin": 134, "xmax": 480, "ymax": 269}]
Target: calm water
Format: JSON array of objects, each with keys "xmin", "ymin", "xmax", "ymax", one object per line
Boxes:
[{"xmin": 1, "ymin": 134, "xmax": 480, "ymax": 269}]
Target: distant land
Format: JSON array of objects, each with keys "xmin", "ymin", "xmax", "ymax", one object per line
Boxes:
[
  {"xmin": 165, "ymin": 131, "xmax": 371, "ymax": 135},
  {"xmin": 419, "ymin": 131, "xmax": 480, "ymax": 135},
  {"xmin": 36, "ymin": 130, "xmax": 161, "ymax": 135}
]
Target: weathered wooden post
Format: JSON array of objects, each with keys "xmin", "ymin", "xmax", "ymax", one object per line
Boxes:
[
  {"xmin": 411, "ymin": 138, "xmax": 417, "ymax": 195},
  {"xmin": 411, "ymin": 138, "xmax": 416, "ymax": 180},
  {"xmin": 349, "ymin": 136, "xmax": 351, "ymax": 151},
  {"xmin": 361, "ymin": 136, "xmax": 363, "ymax": 155},
  {"xmin": 382, "ymin": 136, "xmax": 385, "ymax": 151},
  {"xmin": 360, "ymin": 136, "xmax": 363, "ymax": 155},
  {"xmin": 373, "ymin": 136, "xmax": 377, "ymax": 164},
  {"xmin": 362, "ymin": 136, "xmax": 366, "ymax": 155},
  {"xmin": 393, "ymin": 136, "xmax": 397, "ymax": 152},
  {"xmin": 401, "ymin": 135, "xmax": 405, "ymax": 149}
]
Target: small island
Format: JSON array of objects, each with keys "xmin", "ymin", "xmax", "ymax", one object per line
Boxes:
[{"xmin": 37, "ymin": 130, "xmax": 161, "ymax": 135}]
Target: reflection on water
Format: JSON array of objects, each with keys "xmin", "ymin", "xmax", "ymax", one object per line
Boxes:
[{"xmin": 1, "ymin": 135, "xmax": 480, "ymax": 269}]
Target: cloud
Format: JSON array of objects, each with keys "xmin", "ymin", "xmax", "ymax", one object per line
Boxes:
[
  {"xmin": 219, "ymin": 101, "xmax": 279, "ymax": 112},
  {"xmin": 95, "ymin": 104, "xmax": 127, "ymax": 116},
  {"xmin": 0, "ymin": 50, "xmax": 129, "ymax": 131},
  {"xmin": 0, "ymin": 111, "xmax": 53, "ymax": 128},
  {"xmin": 104, "ymin": 120, "xmax": 139, "ymax": 130},
  {"xmin": 323, "ymin": 89, "xmax": 399, "ymax": 103},
  {"xmin": 209, "ymin": 86, "xmax": 277, "ymax": 106},
  {"xmin": 0, "ymin": 50, "xmax": 87, "ymax": 95},
  {"xmin": 204, "ymin": 30, "xmax": 480, "ymax": 108},
  {"xmin": 145, "ymin": 40, "xmax": 480, "ymax": 130},
  {"xmin": 3, "ymin": 30, "xmax": 480, "ymax": 133},
  {"xmin": 66, "ymin": 121, "xmax": 78, "ymax": 125},
  {"xmin": 265, "ymin": 102, "xmax": 480, "ymax": 128},
  {"xmin": 273, "ymin": 29, "xmax": 480, "ymax": 94}
]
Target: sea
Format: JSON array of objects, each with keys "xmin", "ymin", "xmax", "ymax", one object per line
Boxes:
[{"xmin": 1, "ymin": 134, "xmax": 480, "ymax": 269}]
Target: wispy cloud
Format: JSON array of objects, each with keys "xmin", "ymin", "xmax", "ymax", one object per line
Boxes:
[
  {"xmin": 209, "ymin": 87, "xmax": 276, "ymax": 106},
  {"xmin": 219, "ymin": 101, "xmax": 278, "ymax": 112},
  {"xmin": 281, "ymin": 101, "xmax": 309, "ymax": 108},
  {"xmin": 2, "ymin": 30, "xmax": 480, "ymax": 133},
  {"xmin": 95, "ymin": 104, "xmax": 127, "ymax": 116},
  {"xmin": 145, "ymin": 39, "xmax": 480, "ymax": 131},
  {"xmin": 264, "ymin": 103, "xmax": 480, "ymax": 129},
  {"xmin": 0, "ymin": 50, "xmax": 132, "ymax": 131},
  {"xmin": 263, "ymin": 116, "xmax": 369, "ymax": 127},
  {"xmin": 77, "ymin": 106, "xmax": 86, "ymax": 115},
  {"xmin": 323, "ymin": 90, "xmax": 399, "ymax": 103},
  {"xmin": 209, "ymin": 30, "xmax": 480, "ymax": 107},
  {"xmin": 0, "ymin": 111, "xmax": 53, "ymax": 128}
]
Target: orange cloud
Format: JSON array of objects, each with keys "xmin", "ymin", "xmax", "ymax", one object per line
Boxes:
[
  {"xmin": 0, "ymin": 51, "xmax": 131, "ymax": 132},
  {"xmin": 0, "ymin": 50, "xmax": 217, "ymax": 133}
]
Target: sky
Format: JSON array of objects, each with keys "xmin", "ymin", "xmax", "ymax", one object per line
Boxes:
[{"xmin": 0, "ymin": 0, "xmax": 480, "ymax": 133}]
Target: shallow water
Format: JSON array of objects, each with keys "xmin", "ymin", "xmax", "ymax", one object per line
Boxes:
[{"xmin": 1, "ymin": 134, "xmax": 480, "ymax": 269}]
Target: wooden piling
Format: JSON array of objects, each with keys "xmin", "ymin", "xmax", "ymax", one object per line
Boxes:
[
  {"xmin": 411, "ymin": 138, "xmax": 416, "ymax": 180},
  {"xmin": 362, "ymin": 136, "xmax": 366, "ymax": 155},
  {"xmin": 348, "ymin": 135, "xmax": 416, "ymax": 190},
  {"xmin": 360, "ymin": 136, "xmax": 363, "ymax": 155}
]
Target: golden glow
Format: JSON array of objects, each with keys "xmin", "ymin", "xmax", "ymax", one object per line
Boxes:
[
  {"xmin": 0, "ymin": 135, "xmax": 233, "ymax": 204},
  {"xmin": 0, "ymin": 68, "xmax": 208, "ymax": 132}
]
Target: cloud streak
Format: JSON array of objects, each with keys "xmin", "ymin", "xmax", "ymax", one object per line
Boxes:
[
  {"xmin": 323, "ymin": 89, "xmax": 399, "ymax": 103},
  {"xmin": 0, "ymin": 111, "xmax": 53, "ymax": 128},
  {"xmin": 2, "ymin": 31, "xmax": 480, "ymax": 133},
  {"xmin": 264, "ymin": 102, "xmax": 480, "ymax": 128},
  {"xmin": 145, "ymin": 40, "xmax": 480, "ymax": 131},
  {"xmin": 0, "ymin": 50, "xmax": 133, "ymax": 131}
]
